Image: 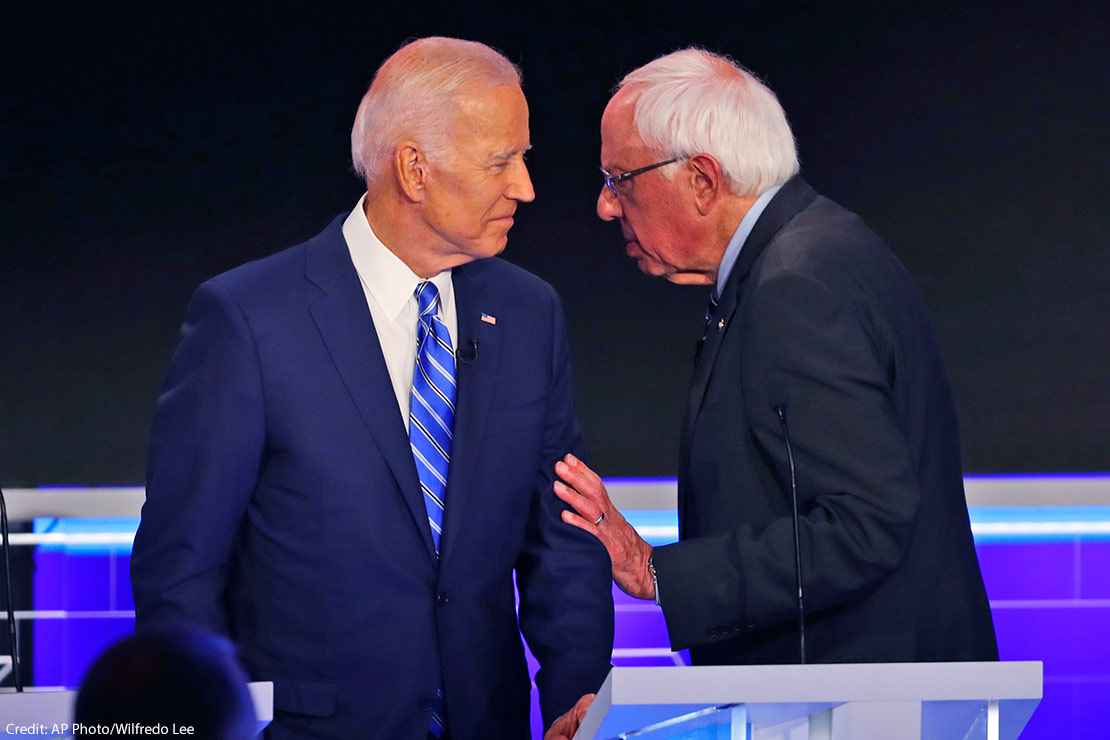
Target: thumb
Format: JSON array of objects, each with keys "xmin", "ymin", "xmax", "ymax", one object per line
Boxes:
[{"xmin": 574, "ymin": 692, "xmax": 596, "ymax": 719}]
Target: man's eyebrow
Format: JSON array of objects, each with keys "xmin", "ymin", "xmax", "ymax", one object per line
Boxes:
[{"xmin": 491, "ymin": 144, "xmax": 533, "ymax": 162}]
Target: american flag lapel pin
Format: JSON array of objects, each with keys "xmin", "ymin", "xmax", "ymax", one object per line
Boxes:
[{"xmin": 480, "ymin": 313, "xmax": 497, "ymax": 326}]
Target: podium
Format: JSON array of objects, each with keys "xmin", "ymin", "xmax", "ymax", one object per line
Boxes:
[
  {"xmin": 0, "ymin": 681, "xmax": 273, "ymax": 737},
  {"xmin": 574, "ymin": 662, "xmax": 1042, "ymax": 740}
]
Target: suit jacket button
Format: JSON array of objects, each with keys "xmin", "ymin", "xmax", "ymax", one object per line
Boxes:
[{"xmin": 436, "ymin": 592, "xmax": 449, "ymax": 606}]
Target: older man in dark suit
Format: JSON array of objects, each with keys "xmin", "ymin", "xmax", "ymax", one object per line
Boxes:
[
  {"xmin": 132, "ymin": 37, "xmax": 613, "ymax": 740},
  {"xmin": 551, "ymin": 48, "xmax": 995, "ymax": 733}
]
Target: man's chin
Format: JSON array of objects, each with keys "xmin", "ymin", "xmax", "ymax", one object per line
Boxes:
[
  {"xmin": 475, "ymin": 234, "xmax": 510, "ymax": 260},
  {"xmin": 629, "ymin": 253, "xmax": 669, "ymax": 278},
  {"xmin": 630, "ymin": 258, "xmax": 712, "ymax": 285}
]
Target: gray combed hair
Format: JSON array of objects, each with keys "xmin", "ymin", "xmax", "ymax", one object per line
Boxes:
[
  {"xmin": 351, "ymin": 37, "xmax": 521, "ymax": 185},
  {"xmin": 618, "ymin": 48, "xmax": 799, "ymax": 196}
]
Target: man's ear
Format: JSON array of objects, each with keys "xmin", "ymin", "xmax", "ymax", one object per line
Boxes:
[
  {"xmin": 687, "ymin": 153, "xmax": 724, "ymax": 216},
  {"xmin": 394, "ymin": 142, "xmax": 428, "ymax": 202}
]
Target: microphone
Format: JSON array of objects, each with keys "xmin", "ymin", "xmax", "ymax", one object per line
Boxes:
[
  {"xmin": 773, "ymin": 405, "xmax": 806, "ymax": 665},
  {"xmin": 0, "ymin": 487, "xmax": 23, "ymax": 691},
  {"xmin": 458, "ymin": 339, "xmax": 479, "ymax": 363}
]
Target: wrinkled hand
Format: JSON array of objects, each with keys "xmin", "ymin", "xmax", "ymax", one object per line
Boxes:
[
  {"xmin": 554, "ymin": 453, "xmax": 655, "ymax": 600},
  {"xmin": 544, "ymin": 693, "xmax": 595, "ymax": 740}
]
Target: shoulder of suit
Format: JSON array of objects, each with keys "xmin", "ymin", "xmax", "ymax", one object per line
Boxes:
[
  {"xmin": 200, "ymin": 213, "xmax": 350, "ymax": 300},
  {"xmin": 757, "ymin": 194, "xmax": 894, "ymax": 284},
  {"xmin": 202, "ymin": 241, "xmax": 305, "ymax": 298},
  {"xmin": 459, "ymin": 256, "xmax": 560, "ymax": 306},
  {"xmin": 195, "ymin": 222, "xmax": 331, "ymax": 318}
]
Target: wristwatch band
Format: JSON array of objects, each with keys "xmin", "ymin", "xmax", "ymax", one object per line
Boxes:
[{"xmin": 648, "ymin": 555, "xmax": 661, "ymax": 606}]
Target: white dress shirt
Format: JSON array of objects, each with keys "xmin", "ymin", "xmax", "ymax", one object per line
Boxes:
[{"xmin": 342, "ymin": 194, "xmax": 458, "ymax": 430}]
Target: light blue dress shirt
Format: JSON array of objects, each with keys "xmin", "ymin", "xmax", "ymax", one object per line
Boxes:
[{"xmin": 714, "ymin": 184, "xmax": 784, "ymax": 298}]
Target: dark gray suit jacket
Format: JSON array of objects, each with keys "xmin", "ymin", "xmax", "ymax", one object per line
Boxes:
[{"xmin": 653, "ymin": 176, "xmax": 997, "ymax": 665}]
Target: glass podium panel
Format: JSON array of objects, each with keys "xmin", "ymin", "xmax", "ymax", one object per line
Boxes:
[
  {"xmin": 585, "ymin": 700, "xmax": 1042, "ymax": 739},
  {"xmin": 575, "ymin": 664, "xmax": 1042, "ymax": 740}
]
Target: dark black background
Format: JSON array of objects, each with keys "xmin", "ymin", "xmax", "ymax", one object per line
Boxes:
[{"xmin": 3, "ymin": 2, "xmax": 1108, "ymax": 485}]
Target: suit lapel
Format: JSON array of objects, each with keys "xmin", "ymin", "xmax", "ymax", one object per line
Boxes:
[
  {"xmin": 683, "ymin": 283, "xmax": 741, "ymax": 442},
  {"xmin": 305, "ymin": 218, "xmax": 436, "ymax": 559},
  {"xmin": 440, "ymin": 262, "xmax": 502, "ymax": 564},
  {"xmin": 682, "ymin": 176, "xmax": 819, "ymax": 452}
]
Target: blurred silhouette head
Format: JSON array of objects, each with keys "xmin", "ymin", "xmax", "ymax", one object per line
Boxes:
[{"xmin": 74, "ymin": 626, "xmax": 256, "ymax": 739}]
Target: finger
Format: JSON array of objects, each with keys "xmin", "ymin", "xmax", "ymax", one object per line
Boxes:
[
  {"xmin": 561, "ymin": 509, "xmax": 603, "ymax": 541},
  {"xmin": 553, "ymin": 481, "xmax": 601, "ymax": 521},
  {"xmin": 561, "ymin": 465, "xmax": 624, "ymax": 526},
  {"xmin": 547, "ymin": 709, "xmax": 577, "ymax": 740},
  {"xmin": 564, "ymin": 453, "xmax": 608, "ymax": 491},
  {"xmin": 556, "ymin": 460, "xmax": 603, "ymax": 499}
]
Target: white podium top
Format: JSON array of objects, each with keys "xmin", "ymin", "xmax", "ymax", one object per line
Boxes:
[{"xmin": 576, "ymin": 662, "xmax": 1042, "ymax": 740}]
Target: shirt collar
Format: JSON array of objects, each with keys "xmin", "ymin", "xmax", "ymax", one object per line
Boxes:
[
  {"xmin": 714, "ymin": 183, "xmax": 783, "ymax": 297},
  {"xmin": 342, "ymin": 194, "xmax": 453, "ymax": 321}
]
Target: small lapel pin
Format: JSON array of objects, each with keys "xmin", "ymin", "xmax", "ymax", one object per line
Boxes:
[
  {"xmin": 481, "ymin": 313, "xmax": 497, "ymax": 326},
  {"xmin": 718, "ymin": 318, "xmax": 727, "ymax": 331}
]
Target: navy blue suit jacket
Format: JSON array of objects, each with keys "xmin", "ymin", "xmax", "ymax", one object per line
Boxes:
[{"xmin": 132, "ymin": 216, "xmax": 614, "ymax": 739}]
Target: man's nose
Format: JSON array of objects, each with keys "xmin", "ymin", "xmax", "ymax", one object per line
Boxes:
[
  {"xmin": 508, "ymin": 159, "xmax": 536, "ymax": 203},
  {"xmin": 597, "ymin": 187, "xmax": 621, "ymax": 221}
]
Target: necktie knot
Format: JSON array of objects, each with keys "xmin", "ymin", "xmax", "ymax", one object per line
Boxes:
[{"xmin": 416, "ymin": 281, "xmax": 442, "ymax": 317}]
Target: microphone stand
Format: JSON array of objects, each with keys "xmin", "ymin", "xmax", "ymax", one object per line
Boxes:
[{"xmin": 775, "ymin": 407, "xmax": 806, "ymax": 665}]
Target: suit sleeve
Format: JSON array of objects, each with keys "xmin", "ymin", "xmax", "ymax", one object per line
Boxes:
[
  {"xmin": 653, "ymin": 271, "xmax": 920, "ymax": 650},
  {"xmin": 131, "ymin": 281, "xmax": 265, "ymax": 635},
  {"xmin": 515, "ymin": 286, "xmax": 614, "ymax": 728}
]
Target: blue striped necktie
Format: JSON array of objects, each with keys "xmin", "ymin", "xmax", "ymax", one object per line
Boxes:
[
  {"xmin": 409, "ymin": 281, "xmax": 456, "ymax": 554},
  {"xmin": 410, "ymin": 283, "xmax": 453, "ymax": 737}
]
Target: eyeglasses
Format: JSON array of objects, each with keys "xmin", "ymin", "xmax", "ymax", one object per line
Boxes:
[{"xmin": 600, "ymin": 156, "xmax": 684, "ymax": 198}]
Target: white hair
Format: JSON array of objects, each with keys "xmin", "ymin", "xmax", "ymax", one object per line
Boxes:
[
  {"xmin": 618, "ymin": 48, "xmax": 799, "ymax": 197},
  {"xmin": 351, "ymin": 37, "xmax": 521, "ymax": 185}
]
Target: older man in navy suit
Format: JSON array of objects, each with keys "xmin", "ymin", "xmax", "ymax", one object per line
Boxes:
[
  {"xmin": 132, "ymin": 37, "xmax": 613, "ymax": 740},
  {"xmin": 552, "ymin": 47, "xmax": 996, "ymax": 736}
]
